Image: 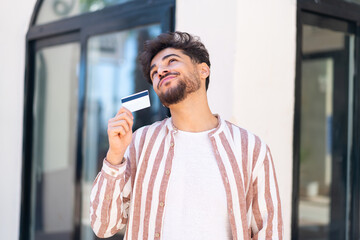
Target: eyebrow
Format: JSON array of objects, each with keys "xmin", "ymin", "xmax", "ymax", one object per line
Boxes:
[{"xmin": 150, "ymin": 53, "xmax": 181, "ymax": 72}]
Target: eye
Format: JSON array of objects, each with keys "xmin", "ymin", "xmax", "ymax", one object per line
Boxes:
[
  {"xmin": 151, "ymin": 71, "xmax": 158, "ymax": 79},
  {"xmin": 169, "ymin": 58, "xmax": 176, "ymax": 64}
]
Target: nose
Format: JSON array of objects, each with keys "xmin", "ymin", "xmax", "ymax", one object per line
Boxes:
[{"xmin": 157, "ymin": 65, "xmax": 169, "ymax": 78}]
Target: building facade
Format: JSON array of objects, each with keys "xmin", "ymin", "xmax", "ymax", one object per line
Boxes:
[{"xmin": 0, "ymin": 0, "xmax": 359, "ymax": 239}]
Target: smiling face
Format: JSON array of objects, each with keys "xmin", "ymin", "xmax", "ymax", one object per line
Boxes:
[{"xmin": 149, "ymin": 48, "xmax": 202, "ymax": 107}]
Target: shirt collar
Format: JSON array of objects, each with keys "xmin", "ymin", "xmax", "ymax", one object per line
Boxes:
[{"xmin": 165, "ymin": 114, "xmax": 224, "ymax": 137}]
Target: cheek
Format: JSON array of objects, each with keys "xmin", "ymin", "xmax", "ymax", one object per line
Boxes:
[{"xmin": 152, "ymin": 78, "xmax": 160, "ymax": 90}]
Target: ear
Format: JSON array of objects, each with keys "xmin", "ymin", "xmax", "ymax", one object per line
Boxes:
[{"xmin": 199, "ymin": 63, "xmax": 210, "ymax": 80}]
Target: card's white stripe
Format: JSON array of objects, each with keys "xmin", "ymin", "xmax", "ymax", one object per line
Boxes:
[{"xmin": 122, "ymin": 95, "xmax": 151, "ymax": 112}]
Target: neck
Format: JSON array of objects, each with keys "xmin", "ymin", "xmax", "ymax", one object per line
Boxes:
[{"xmin": 168, "ymin": 90, "xmax": 218, "ymax": 132}]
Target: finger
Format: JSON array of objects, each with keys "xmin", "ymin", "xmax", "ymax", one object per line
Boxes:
[
  {"xmin": 109, "ymin": 119, "xmax": 130, "ymax": 132},
  {"xmin": 108, "ymin": 125, "xmax": 126, "ymax": 137},
  {"xmin": 111, "ymin": 111, "xmax": 132, "ymax": 122},
  {"xmin": 109, "ymin": 112, "xmax": 133, "ymax": 128},
  {"xmin": 116, "ymin": 106, "xmax": 133, "ymax": 119}
]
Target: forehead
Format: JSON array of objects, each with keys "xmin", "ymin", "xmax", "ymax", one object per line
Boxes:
[{"xmin": 150, "ymin": 48, "xmax": 187, "ymax": 66}]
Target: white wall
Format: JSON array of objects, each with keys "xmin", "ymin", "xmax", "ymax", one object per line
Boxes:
[
  {"xmin": 234, "ymin": 1, "xmax": 296, "ymax": 239},
  {"xmin": 0, "ymin": 0, "xmax": 37, "ymax": 239},
  {"xmin": 176, "ymin": 0, "xmax": 297, "ymax": 239},
  {"xmin": 175, "ymin": 0, "xmax": 238, "ymax": 121}
]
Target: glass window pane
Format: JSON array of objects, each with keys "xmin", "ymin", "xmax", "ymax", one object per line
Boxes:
[
  {"xmin": 81, "ymin": 24, "xmax": 166, "ymax": 240},
  {"xmin": 299, "ymin": 56, "xmax": 333, "ymax": 237},
  {"xmin": 36, "ymin": 0, "xmax": 135, "ymax": 25},
  {"xmin": 344, "ymin": 0, "xmax": 360, "ymax": 5},
  {"xmin": 298, "ymin": 24, "xmax": 355, "ymax": 239},
  {"xmin": 31, "ymin": 42, "xmax": 80, "ymax": 240}
]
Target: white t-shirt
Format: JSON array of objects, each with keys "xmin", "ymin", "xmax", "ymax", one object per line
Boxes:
[{"xmin": 162, "ymin": 129, "xmax": 232, "ymax": 240}]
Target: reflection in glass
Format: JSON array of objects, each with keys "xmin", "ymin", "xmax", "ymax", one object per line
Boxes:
[
  {"xmin": 299, "ymin": 25, "xmax": 354, "ymax": 239},
  {"xmin": 36, "ymin": 0, "xmax": 134, "ymax": 25},
  {"xmin": 344, "ymin": 0, "xmax": 360, "ymax": 5},
  {"xmin": 31, "ymin": 43, "xmax": 80, "ymax": 240},
  {"xmin": 299, "ymin": 57, "xmax": 333, "ymax": 236},
  {"xmin": 81, "ymin": 24, "xmax": 166, "ymax": 240}
]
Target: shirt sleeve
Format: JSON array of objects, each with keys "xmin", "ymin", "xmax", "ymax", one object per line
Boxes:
[
  {"xmin": 250, "ymin": 145, "xmax": 283, "ymax": 239},
  {"xmin": 89, "ymin": 135, "xmax": 138, "ymax": 238}
]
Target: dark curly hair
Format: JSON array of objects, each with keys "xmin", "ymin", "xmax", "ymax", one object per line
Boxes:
[{"xmin": 138, "ymin": 31, "xmax": 211, "ymax": 90}]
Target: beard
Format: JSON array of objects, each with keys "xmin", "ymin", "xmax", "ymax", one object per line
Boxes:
[{"xmin": 158, "ymin": 71, "xmax": 201, "ymax": 107}]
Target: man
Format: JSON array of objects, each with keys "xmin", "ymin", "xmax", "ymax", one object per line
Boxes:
[{"xmin": 90, "ymin": 31, "xmax": 283, "ymax": 240}]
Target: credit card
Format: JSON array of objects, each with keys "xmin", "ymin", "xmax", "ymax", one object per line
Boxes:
[{"xmin": 121, "ymin": 90, "xmax": 151, "ymax": 112}]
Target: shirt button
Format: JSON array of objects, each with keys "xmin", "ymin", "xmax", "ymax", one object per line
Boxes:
[
  {"xmin": 155, "ymin": 232, "xmax": 160, "ymax": 238},
  {"xmin": 159, "ymin": 202, "xmax": 164, "ymax": 207},
  {"xmin": 165, "ymin": 169, "xmax": 170, "ymax": 175},
  {"xmin": 170, "ymin": 142, "xmax": 174, "ymax": 147}
]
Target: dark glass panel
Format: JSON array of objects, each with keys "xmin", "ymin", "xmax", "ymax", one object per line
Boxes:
[
  {"xmin": 298, "ymin": 23, "xmax": 355, "ymax": 240},
  {"xmin": 81, "ymin": 24, "xmax": 168, "ymax": 240},
  {"xmin": 36, "ymin": 0, "xmax": 135, "ymax": 25},
  {"xmin": 31, "ymin": 42, "xmax": 80, "ymax": 240}
]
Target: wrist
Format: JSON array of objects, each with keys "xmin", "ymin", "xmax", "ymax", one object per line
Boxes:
[{"xmin": 106, "ymin": 149, "xmax": 125, "ymax": 165}]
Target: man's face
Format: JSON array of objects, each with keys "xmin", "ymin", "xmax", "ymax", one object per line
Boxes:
[{"xmin": 149, "ymin": 48, "xmax": 201, "ymax": 107}]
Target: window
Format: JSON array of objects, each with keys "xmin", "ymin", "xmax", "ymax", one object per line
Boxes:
[
  {"xmin": 82, "ymin": 24, "xmax": 164, "ymax": 239},
  {"xmin": 298, "ymin": 15, "xmax": 355, "ymax": 239},
  {"xmin": 35, "ymin": 0, "xmax": 134, "ymax": 25},
  {"xmin": 293, "ymin": 2, "xmax": 360, "ymax": 240},
  {"xmin": 21, "ymin": 1, "xmax": 175, "ymax": 240},
  {"xmin": 344, "ymin": 0, "xmax": 360, "ymax": 5},
  {"xmin": 31, "ymin": 41, "xmax": 80, "ymax": 240}
]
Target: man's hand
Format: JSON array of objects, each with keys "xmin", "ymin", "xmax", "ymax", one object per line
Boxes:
[{"xmin": 106, "ymin": 107, "xmax": 134, "ymax": 165}]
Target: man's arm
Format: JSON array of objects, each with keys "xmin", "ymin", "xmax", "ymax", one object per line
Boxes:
[
  {"xmin": 251, "ymin": 145, "xmax": 283, "ymax": 239},
  {"xmin": 89, "ymin": 107, "xmax": 135, "ymax": 238},
  {"xmin": 90, "ymin": 156, "xmax": 133, "ymax": 238}
]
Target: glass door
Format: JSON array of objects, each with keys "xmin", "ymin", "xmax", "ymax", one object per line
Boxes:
[
  {"xmin": 22, "ymin": 1, "xmax": 174, "ymax": 240},
  {"xmin": 295, "ymin": 12, "xmax": 356, "ymax": 240},
  {"xmin": 30, "ymin": 39, "xmax": 80, "ymax": 240},
  {"xmin": 27, "ymin": 25, "xmax": 169, "ymax": 240},
  {"xmin": 81, "ymin": 23, "xmax": 168, "ymax": 240}
]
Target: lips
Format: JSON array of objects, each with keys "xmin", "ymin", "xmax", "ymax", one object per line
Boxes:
[
  {"xmin": 158, "ymin": 72, "xmax": 179, "ymax": 88},
  {"xmin": 160, "ymin": 76, "xmax": 176, "ymax": 86}
]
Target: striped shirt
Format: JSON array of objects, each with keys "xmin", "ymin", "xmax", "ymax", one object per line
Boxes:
[{"xmin": 90, "ymin": 115, "xmax": 283, "ymax": 239}]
